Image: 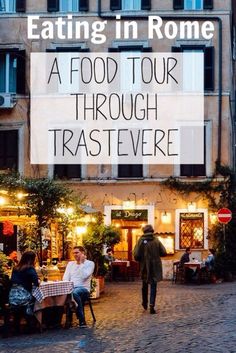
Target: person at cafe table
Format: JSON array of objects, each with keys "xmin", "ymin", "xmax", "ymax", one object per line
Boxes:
[
  {"xmin": 63, "ymin": 246, "xmax": 95, "ymax": 328},
  {"xmin": 180, "ymin": 247, "xmax": 195, "ymax": 282}
]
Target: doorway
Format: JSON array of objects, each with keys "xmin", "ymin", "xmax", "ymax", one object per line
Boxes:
[{"xmin": 113, "ymin": 226, "xmax": 141, "ymax": 261}]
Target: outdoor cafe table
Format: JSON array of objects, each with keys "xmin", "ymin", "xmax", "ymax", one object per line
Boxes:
[
  {"xmin": 32, "ymin": 280, "xmax": 74, "ymax": 325},
  {"xmin": 184, "ymin": 261, "xmax": 204, "ymax": 270},
  {"xmin": 111, "ymin": 261, "xmax": 130, "ymax": 281}
]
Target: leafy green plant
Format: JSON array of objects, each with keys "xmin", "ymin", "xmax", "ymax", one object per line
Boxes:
[
  {"xmin": 0, "ymin": 252, "xmax": 9, "ymax": 276},
  {"xmin": 83, "ymin": 213, "xmax": 121, "ymax": 276}
]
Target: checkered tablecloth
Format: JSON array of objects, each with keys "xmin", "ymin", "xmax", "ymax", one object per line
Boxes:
[{"xmin": 32, "ymin": 281, "xmax": 74, "ymax": 303}]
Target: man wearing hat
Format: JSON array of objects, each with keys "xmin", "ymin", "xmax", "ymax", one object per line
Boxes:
[{"xmin": 133, "ymin": 224, "xmax": 167, "ymax": 314}]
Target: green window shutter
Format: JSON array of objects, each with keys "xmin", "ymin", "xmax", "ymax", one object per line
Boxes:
[
  {"xmin": 110, "ymin": 0, "xmax": 121, "ymax": 11},
  {"xmin": 16, "ymin": 50, "xmax": 26, "ymax": 94},
  {"xmin": 16, "ymin": 0, "xmax": 26, "ymax": 12},
  {"xmin": 47, "ymin": 0, "xmax": 59, "ymax": 12},
  {"xmin": 141, "ymin": 0, "xmax": 151, "ymax": 11},
  {"xmin": 173, "ymin": 0, "xmax": 184, "ymax": 10},
  {"xmin": 79, "ymin": 0, "xmax": 89, "ymax": 11},
  {"xmin": 204, "ymin": 46, "xmax": 214, "ymax": 91},
  {"xmin": 203, "ymin": 0, "xmax": 213, "ymax": 10}
]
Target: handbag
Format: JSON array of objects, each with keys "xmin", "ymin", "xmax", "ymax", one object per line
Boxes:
[{"xmin": 9, "ymin": 284, "xmax": 32, "ymax": 307}]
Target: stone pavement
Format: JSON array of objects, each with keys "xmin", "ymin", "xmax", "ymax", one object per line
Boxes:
[{"xmin": 1, "ymin": 281, "xmax": 236, "ymax": 353}]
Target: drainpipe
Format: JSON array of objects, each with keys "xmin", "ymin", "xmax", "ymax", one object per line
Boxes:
[{"xmin": 97, "ymin": 1, "xmax": 223, "ymax": 167}]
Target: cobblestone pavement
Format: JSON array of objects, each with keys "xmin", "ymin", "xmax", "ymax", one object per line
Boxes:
[{"xmin": 1, "ymin": 281, "xmax": 236, "ymax": 353}]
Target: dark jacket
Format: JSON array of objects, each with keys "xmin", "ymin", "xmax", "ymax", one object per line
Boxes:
[
  {"xmin": 133, "ymin": 232, "xmax": 167, "ymax": 283},
  {"xmin": 180, "ymin": 252, "xmax": 190, "ymax": 266},
  {"xmin": 11, "ymin": 267, "xmax": 39, "ymax": 292}
]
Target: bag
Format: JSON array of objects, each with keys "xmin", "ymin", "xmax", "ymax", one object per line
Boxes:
[{"xmin": 9, "ymin": 284, "xmax": 32, "ymax": 307}]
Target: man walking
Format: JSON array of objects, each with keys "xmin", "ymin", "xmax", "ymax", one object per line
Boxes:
[
  {"xmin": 134, "ymin": 225, "xmax": 167, "ymax": 314},
  {"xmin": 63, "ymin": 246, "xmax": 95, "ymax": 327}
]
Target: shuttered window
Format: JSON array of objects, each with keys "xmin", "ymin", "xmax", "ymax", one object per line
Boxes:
[
  {"xmin": 118, "ymin": 165, "xmax": 143, "ymax": 178},
  {"xmin": 172, "ymin": 45, "xmax": 214, "ymax": 92},
  {"xmin": 110, "ymin": 0, "xmax": 151, "ymax": 11},
  {"xmin": 173, "ymin": 0, "xmax": 213, "ymax": 10},
  {"xmin": 54, "ymin": 165, "xmax": 81, "ymax": 179},
  {"xmin": 0, "ymin": 50, "xmax": 25, "ymax": 94},
  {"xmin": 16, "ymin": 0, "xmax": 25, "ymax": 12},
  {"xmin": 48, "ymin": 0, "xmax": 88, "ymax": 12},
  {"xmin": 0, "ymin": 130, "xmax": 18, "ymax": 171},
  {"xmin": 180, "ymin": 126, "xmax": 206, "ymax": 177}
]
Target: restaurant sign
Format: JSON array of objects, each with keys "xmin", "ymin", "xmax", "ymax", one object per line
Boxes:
[{"xmin": 111, "ymin": 209, "xmax": 148, "ymax": 221}]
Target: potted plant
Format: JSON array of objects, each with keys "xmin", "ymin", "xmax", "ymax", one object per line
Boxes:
[{"xmin": 83, "ymin": 213, "xmax": 121, "ymax": 297}]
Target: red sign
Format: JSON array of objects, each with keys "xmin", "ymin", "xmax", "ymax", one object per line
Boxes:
[{"xmin": 217, "ymin": 208, "xmax": 232, "ymax": 224}]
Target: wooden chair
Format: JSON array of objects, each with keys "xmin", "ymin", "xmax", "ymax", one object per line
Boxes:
[
  {"xmin": 174, "ymin": 262, "xmax": 186, "ymax": 284},
  {"xmin": 65, "ymin": 294, "xmax": 96, "ymax": 328}
]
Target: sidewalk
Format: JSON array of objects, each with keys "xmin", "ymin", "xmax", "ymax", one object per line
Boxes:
[{"xmin": 1, "ymin": 281, "xmax": 236, "ymax": 353}]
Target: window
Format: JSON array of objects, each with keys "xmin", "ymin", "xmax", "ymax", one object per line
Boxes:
[
  {"xmin": 118, "ymin": 165, "xmax": 143, "ymax": 178},
  {"xmin": 0, "ymin": 50, "xmax": 25, "ymax": 94},
  {"xmin": 60, "ymin": 0, "xmax": 78, "ymax": 12},
  {"xmin": 180, "ymin": 126, "xmax": 206, "ymax": 177},
  {"xmin": 47, "ymin": 0, "xmax": 88, "ymax": 12},
  {"xmin": 110, "ymin": 0, "xmax": 151, "ymax": 11},
  {"xmin": 0, "ymin": 0, "xmax": 25, "ymax": 12},
  {"xmin": 179, "ymin": 212, "xmax": 204, "ymax": 249},
  {"xmin": 0, "ymin": 130, "xmax": 18, "ymax": 170},
  {"xmin": 184, "ymin": 0, "xmax": 203, "ymax": 10},
  {"xmin": 173, "ymin": 0, "xmax": 213, "ymax": 10},
  {"xmin": 54, "ymin": 165, "xmax": 81, "ymax": 179},
  {"xmin": 0, "ymin": 0, "xmax": 15, "ymax": 12},
  {"xmin": 122, "ymin": 0, "xmax": 141, "ymax": 10},
  {"xmin": 0, "ymin": 53, "xmax": 16, "ymax": 93},
  {"xmin": 182, "ymin": 49, "xmax": 203, "ymax": 92},
  {"xmin": 172, "ymin": 46, "xmax": 214, "ymax": 91}
]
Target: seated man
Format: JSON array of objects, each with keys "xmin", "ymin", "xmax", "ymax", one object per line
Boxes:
[
  {"xmin": 180, "ymin": 247, "xmax": 194, "ymax": 282},
  {"xmin": 104, "ymin": 248, "xmax": 115, "ymax": 264},
  {"xmin": 63, "ymin": 246, "xmax": 95, "ymax": 327}
]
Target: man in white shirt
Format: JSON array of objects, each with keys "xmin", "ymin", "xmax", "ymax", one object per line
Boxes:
[{"xmin": 63, "ymin": 246, "xmax": 95, "ymax": 327}]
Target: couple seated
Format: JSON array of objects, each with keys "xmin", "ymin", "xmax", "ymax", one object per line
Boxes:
[{"xmin": 179, "ymin": 247, "xmax": 215, "ymax": 283}]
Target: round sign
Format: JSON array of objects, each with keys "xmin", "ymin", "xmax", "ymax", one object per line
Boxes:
[{"xmin": 217, "ymin": 208, "xmax": 232, "ymax": 224}]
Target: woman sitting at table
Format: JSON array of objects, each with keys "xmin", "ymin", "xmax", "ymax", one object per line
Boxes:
[
  {"xmin": 9, "ymin": 251, "xmax": 39, "ymax": 325},
  {"xmin": 204, "ymin": 249, "xmax": 216, "ymax": 271}
]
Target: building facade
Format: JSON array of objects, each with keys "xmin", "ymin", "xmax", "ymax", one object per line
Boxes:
[{"xmin": 0, "ymin": 0, "xmax": 235, "ymax": 276}]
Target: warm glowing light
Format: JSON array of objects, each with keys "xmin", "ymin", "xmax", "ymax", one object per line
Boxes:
[
  {"xmin": 158, "ymin": 236, "xmax": 174, "ymax": 254},
  {"xmin": 57, "ymin": 207, "xmax": 74, "ymax": 215},
  {"xmin": 0, "ymin": 196, "xmax": 6, "ymax": 206},
  {"xmin": 76, "ymin": 226, "xmax": 87, "ymax": 235},
  {"xmin": 16, "ymin": 192, "xmax": 27, "ymax": 200},
  {"xmin": 141, "ymin": 223, "xmax": 147, "ymax": 228},
  {"xmin": 122, "ymin": 200, "xmax": 135, "ymax": 209},
  {"xmin": 210, "ymin": 213, "xmax": 217, "ymax": 224},
  {"xmin": 187, "ymin": 202, "xmax": 197, "ymax": 212},
  {"xmin": 57, "ymin": 207, "xmax": 65, "ymax": 214},
  {"xmin": 115, "ymin": 223, "xmax": 120, "ymax": 228},
  {"xmin": 0, "ymin": 190, "xmax": 8, "ymax": 195},
  {"xmin": 193, "ymin": 227, "xmax": 203, "ymax": 241},
  {"xmin": 67, "ymin": 207, "xmax": 74, "ymax": 215},
  {"xmin": 161, "ymin": 212, "xmax": 171, "ymax": 224},
  {"xmin": 66, "ymin": 232, "xmax": 73, "ymax": 241}
]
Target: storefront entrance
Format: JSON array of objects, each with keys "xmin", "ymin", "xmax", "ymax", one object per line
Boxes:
[{"xmin": 113, "ymin": 226, "xmax": 142, "ymax": 261}]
